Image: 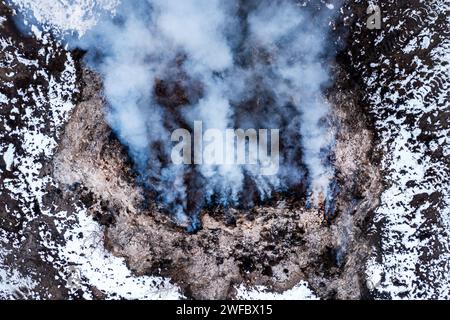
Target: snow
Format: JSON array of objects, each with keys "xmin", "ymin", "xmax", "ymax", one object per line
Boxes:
[
  {"xmin": 364, "ymin": 0, "xmax": 450, "ymax": 299},
  {"xmin": 8, "ymin": 0, "xmax": 120, "ymax": 36},
  {"xmin": 0, "ymin": 262, "xmax": 37, "ymax": 299},
  {"xmin": 55, "ymin": 209, "xmax": 183, "ymax": 300},
  {"xmin": 3, "ymin": 143, "xmax": 15, "ymax": 171},
  {"xmin": 2, "ymin": 143, "xmax": 15, "ymax": 171},
  {"xmin": 1, "ymin": 9, "xmax": 79, "ymax": 298},
  {"xmin": 421, "ymin": 36, "xmax": 431, "ymax": 49},
  {"xmin": 0, "ymin": 92, "xmax": 8, "ymax": 104},
  {"xmin": 235, "ymin": 282, "xmax": 319, "ymax": 300},
  {"xmin": 366, "ymin": 258, "xmax": 383, "ymax": 291}
]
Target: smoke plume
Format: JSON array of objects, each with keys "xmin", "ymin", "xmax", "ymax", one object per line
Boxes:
[{"xmin": 12, "ymin": 0, "xmax": 340, "ymax": 231}]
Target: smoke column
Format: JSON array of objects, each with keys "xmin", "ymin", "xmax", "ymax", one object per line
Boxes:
[{"xmin": 10, "ymin": 0, "xmax": 340, "ymax": 231}]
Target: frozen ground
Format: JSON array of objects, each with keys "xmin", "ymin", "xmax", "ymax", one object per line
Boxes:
[{"xmin": 358, "ymin": 0, "xmax": 450, "ymax": 299}]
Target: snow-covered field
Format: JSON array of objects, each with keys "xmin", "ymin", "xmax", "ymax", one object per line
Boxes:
[{"xmin": 360, "ymin": 0, "xmax": 450, "ymax": 299}]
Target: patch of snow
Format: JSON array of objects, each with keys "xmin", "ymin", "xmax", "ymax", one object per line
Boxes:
[
  {"xmin": 366, "ymin": 258, "xmax": 383, "ymax": 291},
  {"xmin": 56, "ymin": 209, "xmax": 183, "ymax": 300},
  {"xmin": 0, "ymin": 92, "xmax": 8, "ymax": 104},
  {"xmin": 235, "ymin": 282, "xmax": 319, "ymax": 300},
  {"xmin": 2, "ymin": 143, "xmax": 15, "ymax": 171},
  {"xmin": 0, "ymin": 264, "xmax": 37, "ymax": 299},
  {"xmin": 421, "ymin": 36, "xmax": 431, "ymax": 49},
  {"xmin": 9, "ymin": 0, "xmax": 120, "ymax": 36}
]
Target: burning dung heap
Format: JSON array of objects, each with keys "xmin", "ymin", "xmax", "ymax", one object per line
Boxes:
[
  {"xmin": 37, "ymin": 0, "xmax": 383, "ymax": 300},
  {"xmin": 49, "ymin": 63, "xmax": 381, "ymax": 299},
  {"xmin": 57, "ymin": 0, "xmax": 342, "ymax": 231}
]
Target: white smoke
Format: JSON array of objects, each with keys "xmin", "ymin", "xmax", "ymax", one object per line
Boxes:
[
  {"xmin": 10, "ymin": 0, "xmax": 341, "ymax": 230},
  {"xmin": 246, "ymin": 0, "xmax": 336, "ymax": 205}
]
